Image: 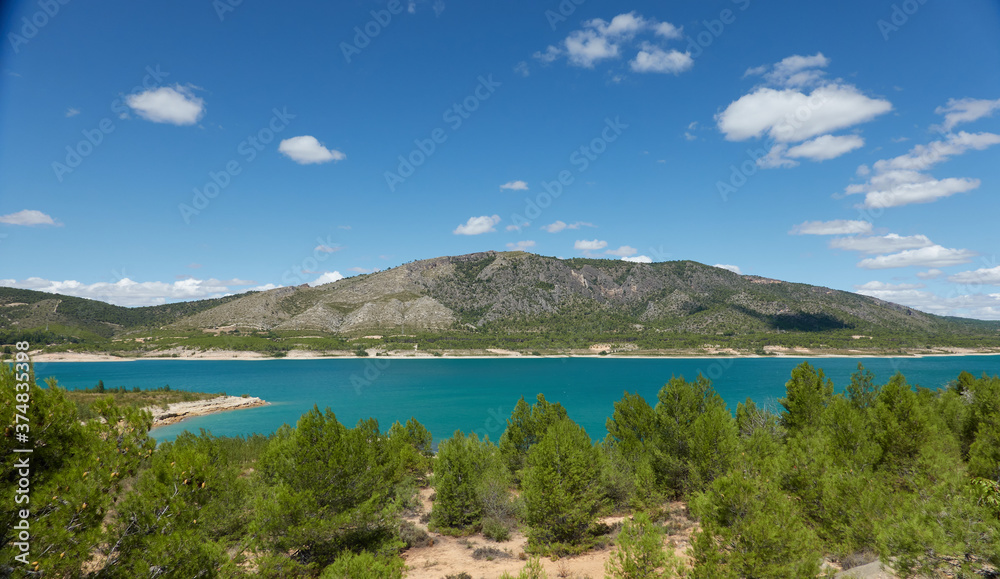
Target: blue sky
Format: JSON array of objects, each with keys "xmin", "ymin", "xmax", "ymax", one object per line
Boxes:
[{"xmin": 2, "ymin": 0, "xmax": 1000, "ymax": 317}]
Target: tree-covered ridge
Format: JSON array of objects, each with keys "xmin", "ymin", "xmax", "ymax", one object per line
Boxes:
[
  {"xmin": 4, "ymin": 252, "xmax": 1000, "ymax": 355},
  {"xmin": 3, "ymin": 361, "xmax": 1000, "ymax": 577}
]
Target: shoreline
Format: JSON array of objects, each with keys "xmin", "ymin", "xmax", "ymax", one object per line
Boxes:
[
  {"xmin": 31, "ymin": 349, "xmax": 1000, "ymax": 363},
  {"xmin": 147, "ymin": 395, "xmax": 268, "ymax": 428}
]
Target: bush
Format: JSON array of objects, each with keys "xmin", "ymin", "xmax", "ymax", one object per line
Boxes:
[
  {"xmin": 499, "ymin": 557, "xmax": 548, "ymax": 579},
  {"xmin": 482, "ymin": 516, "xmax": 511, "ymax": 542},
  {"xmin": 605, "ymin": 513, "xmax": 680, "ymax": 579},
  {"xmin": 472, "ymin": 546, "xmax": 512, "ymax": 560},
  {"xmin": 522, "ymin": 418, "xmax": 603, "ymax": 552},
  {"xmin": 399, "ymin": 520, "xmax": 433, "ymax": 549},
  {"xmin": 320, "ymin": 551, "xmax": 405, "ymax": 579}
]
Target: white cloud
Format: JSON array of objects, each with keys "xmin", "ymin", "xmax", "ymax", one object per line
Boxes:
[
  {"xmin": 0, "ymin": 209, "xmax": 60, "ymax": 226},
  {"xmin": 309, "ymin": 271, "xmax": 345, "ymax": 287},
  {"xmin": 934, "ymin": 97, "xmax": 1000, "ymax": 132},
  {"xmin": 278, "ymin": 136, "xmax": 345, "ymax": 165},
  {"xmin": 854, "ymin": 281, "xmax": 925, "ymax": 291},
  {"xmin": 506, "ymin": 240, "xmax": 536, "ymax": 251},
  {"xmin": 948, "ymin": 266, "xmax": 1000, "ymax": 286},
  {"xmin": 65, "ymin": 107, "xmax": 80, "ymax": 117},
  {"xmin": 605, "ymin": 245, "xmax": 637, "ymax": 257},
  {"xmin": 717, "ymin": 84, "xmax": 892, "ymax": 144},
  {"xmin": 453, "ymin": 215, "xmax": 500, "ymax": 235},
  {"xmin": 630, "ymin": 44, "xmax": 693, "ymax": 75},
  {"xmin": 790, "ymin": 220, "xmax": 873, "ymax": 235},
  {"xmin": 622, "ymin": 255, "xmax": 652, "ymax": 263},
  {"xmin": 713, "ymin": 264, "xmax": 742, "ymax": 274},
  {"xmin": 0, "ymin": 277, "xmax": 262, "ymax": 307},
  {"xmin": 746, "ymin": 53, "xmax": 830, "ymax": 88},
  {"xmin": 785, "ymin": 134, "xmax": 864, "ymax": 161},
  {"xmin": 506, "ymin": 222, "xmax": 529, "ymax": 232},
  {"xmin": 872, "ymin": 131, "xmax": 1000, "ymax": 173},
  {"xmin": 829, "ymin": 233, "xmax": 933, "ymax": 254},
  {"xmin": 916, "ymin": 269, "xmax": 944, "ymax": 280},
  {"xmin": 574, "ymin": 239, "xmax": 608, "ymax": 251},
  {"xmin": 533, "ymin": 45, "xmax": 562, "ymax": 64},
  {"xmin": 537, "ymin": 13, "xmax": 689, "ymax": 75},
  {"xmin": 857, "ymin": 245, "xmax": 977, "ymax": 269},
  {"xmin": 844, "ymin": 130, "xmax": 1000, "ymax": 209},
  {"xmin": 853, "ymin": 285, "xmax": 1000, "ymax": 319},
  {"xmin": 126, "ymin": 85, "xmax": 205, "ymax": 125},
  {"xmin": 565, "ymin": 28, "xmax": 620, "ymax": 68},
  {"xmin": 500, "ymin": 180, "xmax": 529, "ymax": 191},
  {"xmin": 348, "ymin": 267, "xmax": 379, "ymax": 274},
  {"xmin": 859, "ymin": 177, "xmax": 980, "ymax": 209},
  {"xmin": 514, "ymin": 61, "xmax": 530, "ymax": 77},
  {"xmin": 542, "ymin": 220, "xmax": 594, "ymax": 233},
  {"xmin": 314, "ymin": 244, "xmax": 342, "ymax": 253},
  {"xmin": 654, "ymin": 22, "xmax": 682, "ymax": 39}
]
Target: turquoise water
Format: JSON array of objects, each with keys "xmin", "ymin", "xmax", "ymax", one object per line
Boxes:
[{"xmin": 35, "ymin": 356, "xmax": 1000, "ymax": 444}]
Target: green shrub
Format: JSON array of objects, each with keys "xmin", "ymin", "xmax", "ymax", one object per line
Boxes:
[
  {"xmin": 320, "ymin": 551, "xmax": 405, "ymax": 579},
  {"xmin": 482, "ymin": 516, "xmax": 511, "ymax": 542},
  {"xmin": 605, "ymin": 513, "xmax": 681, "ymax": 579}
]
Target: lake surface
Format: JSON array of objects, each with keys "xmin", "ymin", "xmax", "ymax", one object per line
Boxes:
[{"xmin": 35, "ymin": 356, "xmax": 1000, "ymax": 444}]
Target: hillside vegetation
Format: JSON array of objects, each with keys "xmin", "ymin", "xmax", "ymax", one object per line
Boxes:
[{"xmin": 3, "ymin": 252, "xmax": 999, "ymax": 356}]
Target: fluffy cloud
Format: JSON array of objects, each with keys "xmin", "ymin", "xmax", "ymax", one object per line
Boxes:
[
  {"xmin": 622, "ymin": 255, "xmax": 652, "ymax": 263},
  {"xmin": 717, "ymin": 84, "xmax": 891, "ymax": 144},
  {"xmin": 948, "ymin": 266, "xmax": 1000, "ymax": 286},
  {"xmin": 506, "ymin": 240, "xmax": 536, "ymax": 251},
  {"xmin": 126, "ymin": 85, "xmax": 205, "ymax": 125},
  {"xmin": 314, "ymin": 244, "xmax": 342, "ymax": 253},
  {"xmin": 453, "ymin": 215, "xmax": 500, "ymax": 235},
  {"xmin": 278, "ymin": 136, "xmax": 346, "ymax": 165},
  {"xmin": 746, "ymin": 53, "xmax": 830, "ymax": 88},
  {"xmin": 844, "ymin": 125, "xmax": 1000, "ymax": 209},
  {"xmin": 500, "ymin": 180, "xmax": 529, "ymax": 191},
  {"xmin": 934, "ymin": 98, "xmax": 1000, "ymax": 132},
  {"xmin": 0, "ymin": 277, "xmax": 267, "ymax": 307},
  {"xmin": 786, "ymin": 134, "xmax": 865, "ymax": 161},
  {"xmin": 542, "ymin": 220, "xmax": 594, "ymax": 233},
  {"xmin": 856, "ymin": 245, "xmax": 977, "ymax": 269},
  {"xmin": 605, "ymin": 245, "xmax": 637, "ymax": 257},
  {"xmin": 309, "ymin": 272, "xmax": 345, "ymax": 287},
  {"xmin": 535, "ymin": 12, "xmax": 690, "ymax": 75},
  {"xmin": 859, "ymin": 177, "xmax": 980, "ymax": 209},
  {"xmin": 854, "ymin": 281, "xmax": 925, "ymax": 291},
  {"xmin": 789, "ymin": 220, "xmax": 873, "ymax": 235},
  {"xmin": 853, "ymin": 285, "xmax": 1000, "ymax": 319},
  {"xmin": 630, "ymin": 44, "xmax": 693, "ymax": 74},
  {"xmin": 916, "ymin": 269, "xmax": 944, "ymax": 280},
  {"xmin": 0, "ymin": 209, "xmax": 60, "ymax": 226},
  {"xmin": 713, "ymin": 264, "xmax": 742, "ymax": 274},
  {"xmin": 829, "ymin": 233, "xmax": 933, "ymax": 254},
  {"xmin": 574, "ymin": 239, "xmax": 608, "ymax": 251},
  {"xmin": 506, "ymin": 222, "xmax": 529, "ymax": 232}
]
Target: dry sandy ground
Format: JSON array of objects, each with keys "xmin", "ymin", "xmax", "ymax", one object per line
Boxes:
[
  {"xmin": 400, "ymin": 489, "xmax": 696, "ymax": 579},
  {"xmin": 146, "ymin": 395, "xmax": 267, "ymax": 427}
]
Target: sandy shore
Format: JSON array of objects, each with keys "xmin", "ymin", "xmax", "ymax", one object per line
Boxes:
[
  {"xmin": 30, "ymin": 347, "xmax": 1000, "ymax": 363},
  {"xmin": 147, "ymin": 395, "xmax": 268, "ymax": 428}
]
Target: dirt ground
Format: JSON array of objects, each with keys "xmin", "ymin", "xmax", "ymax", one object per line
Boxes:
[{"xmin": 400, "ymin": 488, "xmax": 697, "ymax": 579}]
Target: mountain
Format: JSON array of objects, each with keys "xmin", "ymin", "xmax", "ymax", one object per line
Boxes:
[{"xmin": 3, "ymin": 251, "xmax": 999, "ymax": 354}]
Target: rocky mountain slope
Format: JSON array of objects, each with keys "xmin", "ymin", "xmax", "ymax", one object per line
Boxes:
[{"xmin": 3, "ymin": 252, "xmax": 998, "ymax": 346}]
